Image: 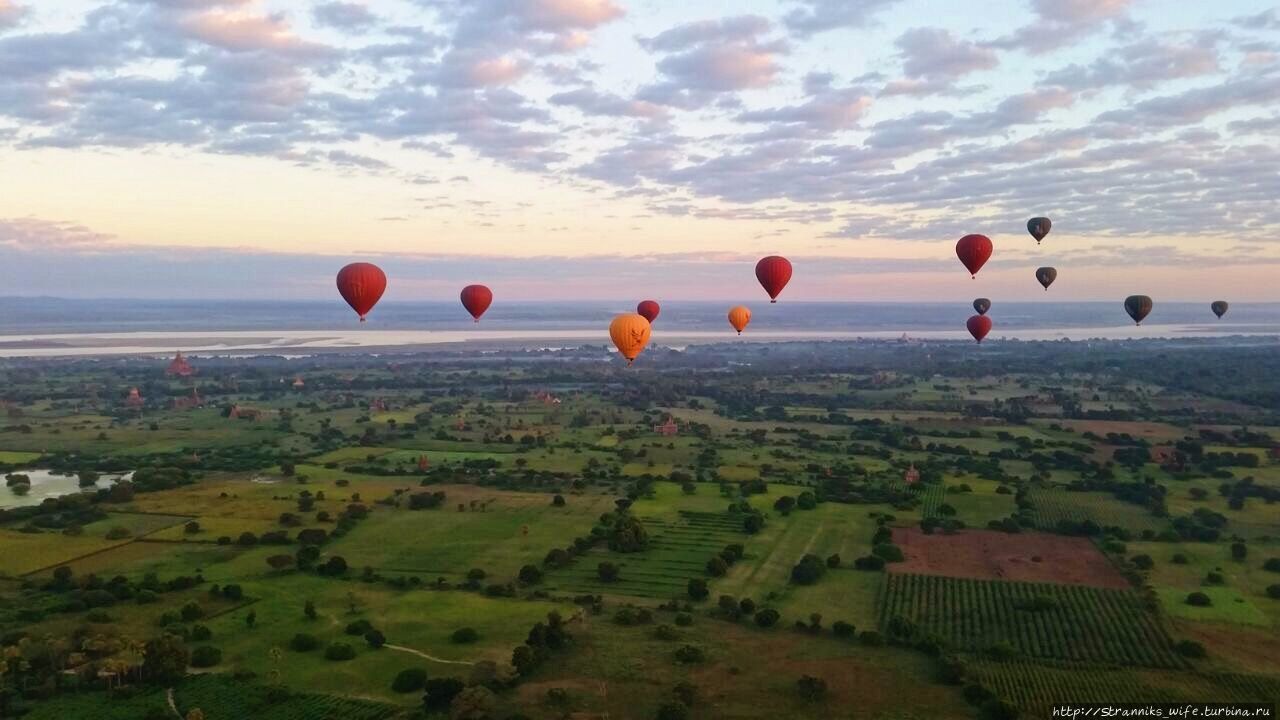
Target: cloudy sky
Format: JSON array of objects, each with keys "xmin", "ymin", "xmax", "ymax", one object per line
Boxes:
[{"xmin": 1, "ymin": 0, "xmax": 1278, "ymax": 302}]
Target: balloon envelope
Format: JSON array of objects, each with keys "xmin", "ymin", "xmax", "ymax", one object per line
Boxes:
[
  {"xmin": 460, "ymin": 284, "xmax": 493, "ymax": 322},
  {"xmin": 728, "ymin": 306, "xmax": 752, "ymax": 335},
  {"xmin": 336, "ymin": 263, "xmax": 387, "ymax": 322},
  {"xmin": 1124, "ymin": 295, "xmax": 1153, "ymax": 325},
  {"xmin": 967, "ymin": 315, "xmax": 992, "ymax": 343},
  {"xmin": 637, "ymin": 300, "xmax": 661, "ymax": 324},
  {"xmin": 956, "ymin": 235, "xmax": 993, "ymax": 278},
  {"xmin": 1036, "ymin": 266, "xmax": 1057, "ymax": 291},
  {"xmin": 1211, "ymin": 300, "xmax": 1228, "ymax": 319},
  {"xmin": 755, "ymin": 256, "xmax": 793, "ymax": 302},
  {"xmin": 609, "ymin": 314, "xmax": 652, "ymax": 366},
  {"xmin": 1027, "ymin": 217, "xmax": 1052, "ymax": 244},
  {"xmin": 973, "ymin": 298, "xmax": 991, "ymax": 316}
]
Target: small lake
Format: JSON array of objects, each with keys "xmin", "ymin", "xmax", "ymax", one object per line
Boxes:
[{"xmin": 1, "ymin": 470, "xmax": 132, "ymax": 510}]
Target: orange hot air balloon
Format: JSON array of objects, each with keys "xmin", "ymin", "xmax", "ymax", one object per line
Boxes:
[
  {"xmin": 460, "ymin": 284, "xmax": 493, "ymax": 322},
  {"xmin": 755, "ymin": 256, "xmax": 792, "ymax": 302},
  {"xmin": 336, "ymin": 263, "xmax": 387, "ymax": 322},
  {"xmin": 955, "ymin": 234, "xmax": 993, "ymax": 278},
  {"xmin": 727, "ymin": 306, "xmax": 752, "ymax": 335},
  {"xmin": 966, "ymin": 314, "xmax": 992, "ymax": 343},
  {"xmin": 609, "ymin": 313, "xmax": 652, "ymax": 366},
  {"xmin": 637, "ymin": 300, "xmax": 660, "ymax": 324}
]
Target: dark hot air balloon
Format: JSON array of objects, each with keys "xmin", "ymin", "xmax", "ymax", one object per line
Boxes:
[
  {"xmin": 1124, "ymin": 295, "xmax": 1153, "ymax": 325},
  {"xmin": 1036, "ymin": 266, "xmax": 1057, "ymax": 291},
  {"xmin": 966, "ymin": 315, "xmax": 992, "ymax": 343},
  {"xmin": 727, "ymin": 306, "xmax": 752, "ymax": 335},
  {"xmin": 1027, "ymin": 217, "xmax": 1051, "ymax": 244},
  {"xmin": 460, "ymin": 284, "xmax": 493, "ymax": 322},
  {"xmin": 973, "ymin": 298, "xmax": 991, "ymax": 316},
  {"xmin": 336, "ymin": 263, "xmax": 387, "ymax": 322},
  {"xmin": 1211, "ymin": 301, "xmax": 1228, "ymax": 319},
  {"xmin": 755, "ymin": 256, "xmax": 792, "ymax": 302},
  {"xmin": 609, "ymin": 314, "xmax": 652, "ymax": 366},
  {"xmin": 637, "ymin": 300, "xmax": 661, "ymax": 324},
  {"xmin": 956, "ymin": 235, "xmax": 993, "ymax": 278}
]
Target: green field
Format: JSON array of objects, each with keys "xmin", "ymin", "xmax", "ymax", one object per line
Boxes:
[
  {"xmin": 881, "ymin": 573, "xmax": 1186, "ymax": 668},
  {"xmin": 1026, "ymin": 486, "xmax": 1171, "ymax": 533}
]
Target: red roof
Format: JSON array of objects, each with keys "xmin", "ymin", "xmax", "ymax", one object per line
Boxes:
[{"xmin": 166, "ymin": 351, "xmax": 195, "ymax": 377}]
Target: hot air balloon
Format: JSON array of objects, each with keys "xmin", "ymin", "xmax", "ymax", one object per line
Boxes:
[
  {"xmin": 460, "ymin": 284, "xmax": 493, "ymax": 322},
  {"xmin": 728, "ymin": 306, "xmax": 752, "ymax": 335},
  {"xmin": 956, "ymin": 235, "xmax": 993, "ymax": 278},
  {"xmin": 1035, "ymin": 267, "xmax": 1057, "ymax": 291},
  {"xmin": 755, "ymin": 256, "xmax": 792, "ymax": 303},
  {"xmin": 637, "ymin": 300, "xmax": 660, "ymax": 324},
  {"xmin": 973, "ymin": 298, "xmax": 991, "ymax": 316},
  {"xmin": 1027, "ymin": 217, "xmax": 1051, "ymax": 244},
  {"xmin": 1211, "ymin": 301, "xmax": 1228, "ymax": 319},
  {"xmin": 967, "ymin": 315, "xmax": 992, "ymax": 343},
  {"xmin": 609, "ymin": 314, "xmax": 652, "ymax": 366},
  {"xmin": 1124, "ymin": 295, "xmax": 1153, "ymax": 326},
  {"xmin": 336, "ymin": 263, "xmax": 387, "ymax": 322}
]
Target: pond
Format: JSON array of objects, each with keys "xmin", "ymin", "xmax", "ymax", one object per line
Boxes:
[{"xmin": 1, "ymin": 469, "xmax": 133, "ymax": 510}]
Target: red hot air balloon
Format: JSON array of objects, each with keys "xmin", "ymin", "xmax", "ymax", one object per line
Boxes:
[
  {"xmin": 966, "ymin": 315, "xmax": 992, "ymax": 343},
  {"xmin": 755, "ymin": 256, "xmax": 793, "ymax": 303},
  {"xmin": 460, "ymin": 284, "xmax": 493, "ymax": 322},
  {"xmin": 336, "ymin": 263, "xmax": 387, "ymax": 322},
  {"xmin": 956, "ymin": 235, "xmax": 993, "ymax": 278},
  {"xmin": 637, "ymin": 300, "xmax": 660, "ymax": 324}
]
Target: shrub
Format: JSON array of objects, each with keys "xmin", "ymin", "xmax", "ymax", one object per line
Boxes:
[
  {"xmin": 451, "ymin": 627, "xmax": 479, "ymax": 644},
  {"xmin": 345, "ymin": 619, "xmax": 374, "ymax": 636},
  {"xmin": 790, "ymin": 554, "xmax": 826, "ymax": 585},
  {"xmin": 1263, "ymin": 558, "xmax": 1280, "ymax": 573},
  {"xmin": 104, "ymin": 526, "xmax": 132, "ymax": 540},
  {"xmin": 652, "ymin": 624, "xmax": 680, "ymax": 641},
  {"xmin": 872, "ymin": 543, "xmax": 904, "ymax": 562},
  {"xmin": 673, "ymin": 645, "xmax": 705, "ymax": 664},
  {"xmin": 854, "ymin": 555, "xmax": 885, "ymax": 571},
  {"xmin": 422, "ymin": 677, "xmax": 466, "ymax": 712},
  {"xmin": 518, "ymin": 564, "xmax": 543, "ymax": 584},
  {"xmin": 754, "ymin": 608, "xmax": 780, "ymax": 628},
  {"xmin": 674, "ymin": 613, "xmax": 693, "ymax": 627},
  {"xmin": 1186, "ymin": 592, "xmax": 1212, "ymax": 607},
  {"xmin": 686, "ymin": 578, "xmax": 708, "ymax": 600},
  {"xmin": 1175, "ymin": 640, "xmax": 1207, "ymax": 658},
  {"xmin": 1131, "ymin": 554, "xmax": 1154, "ymax": 570},
  {"xmin": 365, "ymin": 629, "xmax": 386, "ymax": 649},
  {"xmin": 858, "ymin": 631, "xmax": 884, "ymax": 646},
  {"xmin": 324, "ymin": 642, "xmax": 356, "ymax": 661},
  {"xmin": 1171, "ymin": 553, "xmax": 1189, "ymax": 564},
  {"xmin": 290, "ymin": 634, "xmax": 319, "ymax": 652},
  {"xmin": 180, "ymin": 602, "xmax": 204, "ymax": 621},
  {"xmin": 190, "ymin": 625, "xmax": 212, "ymax": 642},
  {"xmin": 392, "ymin": 667, "xmax": 427, "ymax": 693},
  {"xmin": 189, "ymin": 646, "xmax": 222, "ymax": 668},
  {"xmin": 656, "ymin": 702, "xmax": 690, "ymax": 720},
  {"xmin": 1231, "ymin": 542, "xmax": 1247, "ymax": 561},
  {"xmin": 705, "ymin": 556, "xmax": 728, "ymax": 577},
  {"xmin": 1266, "ymin": 584, "xmax": 1280, "ymax": 599},
  {"xmin": 796, "ymin": 675, "xmax": 828, "ymax": 702},
  {"xmin": 832, "ymin": 621, "xmax": 856, "ymax": 638}
]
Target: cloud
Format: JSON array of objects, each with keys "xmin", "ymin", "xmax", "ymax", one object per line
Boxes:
[
  {"xmin": 638, "ymin": 16, "xmax": 786, "ymax": 108},
  {"xmin": 0, "ymin": 217, "xmax": 116, "ymax": 251},
  {"xmin": 995, "ymin": 0, "xmax": 1133, "ymax": 54},
  {"xmin": 782, "ymin": 0, "xmax": 901, "ymax": 37},
  {"xmin": 0, "ymin": 0, "xmax": 26, "ymax": 29},
  {"xmin": 1042, "ymin": 34, "xmax": 1221, "ymax": 92},
  {"xmin": 897, "ymin": 27, "xmax": 998, "ymax": 80},
  {"xmin": 736, "ymin": 84, "xmax": 872, "ymax": 133},
  {"xmin": 548, "ymin": 87, "xmax": 667, "ymax": 119},
  {"xmin": 312, "ymin": 2, "xmax": 378, "ymax": 31}
]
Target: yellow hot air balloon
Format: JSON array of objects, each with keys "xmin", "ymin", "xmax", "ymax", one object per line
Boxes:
[
  {"xmin": 609, "ymin": 313, "xmax": 652, "ymax": 366},
  {"xmin": 728, "ymin": 305, "xmax": 751, "ymax": 335}
]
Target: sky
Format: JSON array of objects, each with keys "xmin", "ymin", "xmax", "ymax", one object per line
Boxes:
[{"xmin": 0, "ymin": 0, "xmax": 1278, "ymax": 302}]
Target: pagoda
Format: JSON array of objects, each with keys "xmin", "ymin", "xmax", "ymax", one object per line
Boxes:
[
  {"xmin": 292, "ymin": 377, "xmax": 305, "ymax": 389},
  {"xmin": 652, "ymin": 417, "xmax": 679, "ymax": 437},
  {"xmin": 166, "ymin": 351, "xmax": 195, "ymax": 377},
  {"xmin": 903, "ymin": 464, "xmax": 920, "ymax": 485},
  {"xmin": 125, "ymin": 387, "xmax": 144, "ymax": 408},
  {"xmin": 418, "ymin": 455, "xmax": 430, "ymax": 471}
]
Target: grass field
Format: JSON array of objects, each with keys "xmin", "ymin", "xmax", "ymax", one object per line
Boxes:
[
  {"xmin": 0, "ymin": 450, "xmax": 41, "ymax": 464},
  {"xmin": 881, "ymin": 573, "xmax": 1186, "ymax": 668},
  {"xmin": 0, "ymin": 529, "xmax": 133, "ymax": 577},
  {"xmin": 1128, "ymin": 540, "xmax": 1280, "ymax": 626},
  {"xmin": 205, "ymin": 575, "xmax": 569, "ymax": 704},
  {"xmin": 327, "ymin": 488, "xmax": 615, "ymax": 583}
]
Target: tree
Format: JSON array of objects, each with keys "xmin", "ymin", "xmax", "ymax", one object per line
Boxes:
[
  {"xmin": 451, "ymin": 628, "xmax": 479, "ymax": 644},
  {"xmin": 449, "ymin": 685, "xmax": 496, "ymax": 720},
  {"xmin": 686, "ymin": 578, "xmax": 708, "ymax": 600},
  {"xmin": 1186, "ymin": 592, "xmax": 1212, "ymax": 607},
  {"xmin": 365, "ymin": 630, "xmax": 386, "ymax": 649},
  {"xmin": 304, "ymin": 600, "xmax": 317, "ymax": 621},
  {"xmin": 597, "ymin": 562, "xmax": 620, "ymax": 582},
  {"xmin": 773, "ymin": 496, "xmax": 796, "ymax": 514},
  {"xmin": 392, "ymin": 668, "xmax": 427, "ymax": 693},
  {"xmin": 754, "ymin": 608, "xmax": 780, "ymax": 628},
  {"xmin": 266, "ymin": 554, "xmax": 295, "ymax": 572},
  {"xmin": 324, "ymin": 642, "xmax": 356, "ymax": 661},
  {"xmin": 552, "ymin": 494, "xmax": 566, "ymax": 507},
  {"xmin": 705, "ymin": 556, "xmax": 728, "ymax": 577},
  {"xmin": 826, "ymin": 554, "xmax": 841, "ymax": 569},
  {"xmin": 189, "ymin": 646, "xmax": 222, "ymax": 668},
  {"xmin": 423, "ymin": 677, "xmax": 466, "ymax": 713},
  {"xmin": 608, "ymin": 515, "xmax": 650, "ymax": 552},
  {"xmin": 790, "ymin": 554, "xmax": 826, "ymax": 585},
  {"xmin": 511, "ymin": 645, "xmax": 537, "ymax": 676},
  {"xmin": 1231, "ymin": 542, "xmax": 1247, "ymax": 561},
  {"xmin": 142, "ymin": 635, "xmax": 189, "ymax": 684},
  {"xmin": 245, "ymin": 610, "xmax": 257, "ymax": 629},
  {"xmin": 743, "ymin": 514, "xmax": 765, "ymax": 534},
  {"xmin": 518, "ymin": 564, "xmax": 543, "ymax": 585}
]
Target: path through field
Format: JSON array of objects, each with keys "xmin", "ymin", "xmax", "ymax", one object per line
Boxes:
[{"xmin": 385, "ymin": 643, "xmax": 475, "ymax": 666}]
